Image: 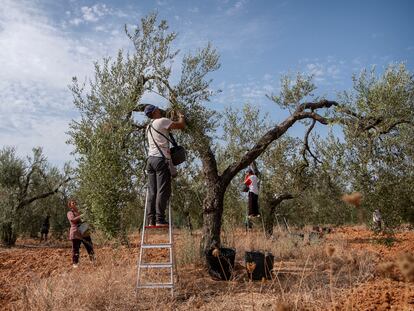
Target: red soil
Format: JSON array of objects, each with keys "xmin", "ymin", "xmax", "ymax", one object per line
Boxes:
[{"xmin": 1, "ymin": 227, "xmax": 413, "ymax": 310}]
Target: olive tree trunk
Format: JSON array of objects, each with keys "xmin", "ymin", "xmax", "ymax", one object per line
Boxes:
[
  {"xmin": 1, "ymin": 222, "xmax": 17, "ymax": 247},
  {"xmin": 264, "ymin": 193, "xmax": 294, "ymax": 236},
  {"xmin": 200, "ymin": 100, "xmax": 339, "ymax": 254},
  {"xmin": 201, "ymin": 185, "xmax": 225, "ymax": 251}
]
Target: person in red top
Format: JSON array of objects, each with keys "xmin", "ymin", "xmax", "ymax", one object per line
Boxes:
[
  {"xmin": 244, "ymin": 168, "xmax": 260, "ymax": 218},
  {"xmin": 67, "ymin": 199, "xmax": 95, "ymax": 268}
]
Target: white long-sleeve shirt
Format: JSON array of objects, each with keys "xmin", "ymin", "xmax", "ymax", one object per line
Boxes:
[
  {"xmin": 373, "ymin": 210, "xmax": 382, "ymax": 223},
  {"xmin": 244, "ymin": 174, "xmax": 259, "ymax": 195}
]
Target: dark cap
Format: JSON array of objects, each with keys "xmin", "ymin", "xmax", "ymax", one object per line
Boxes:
[{"xmin": 144, "ymin": 104, "xmax": 158, "ymax": 117}]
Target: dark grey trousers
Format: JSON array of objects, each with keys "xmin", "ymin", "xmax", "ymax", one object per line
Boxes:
[{"xmin": 146, "ymin": 156, "xmax": 171, "ymax": 223}]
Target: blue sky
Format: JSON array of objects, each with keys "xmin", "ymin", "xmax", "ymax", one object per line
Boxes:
[{"xmin": 0, "ymin": 0, "xmax": 413, "ymax": 167}]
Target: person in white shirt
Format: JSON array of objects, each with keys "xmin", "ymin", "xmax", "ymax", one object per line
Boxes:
[
  {"xmin": 144, "ymin": 104, "xmax": 185, "ymax": 227},
  {"xmin": 244, "ymin": 168, "xmax": 260, "ymax": 218},
  {"xmin": 372, "ymin": 209, "xmax": 382, "ymax": 231}
]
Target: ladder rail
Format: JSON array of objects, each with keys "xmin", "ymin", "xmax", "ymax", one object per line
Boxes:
[
  {"xmin": 168, "ymin": 198, "xmax": 174, "ymax": 295},
  {"xmin": 136, "ymin": 188, "xmax": 149, "ymax": 291},
  {"xmin": 136, "ymin": 190, "xmax": 176, "ymax": 298}
]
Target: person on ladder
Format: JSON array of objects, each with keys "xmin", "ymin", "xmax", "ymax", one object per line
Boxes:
[
  {"xmin": 244, "ymin": 166, "xmax": 261, "ymax": 218},
  {"xmin": 144, "ymin": 104, "xmax": 186, "ymax": 227}
]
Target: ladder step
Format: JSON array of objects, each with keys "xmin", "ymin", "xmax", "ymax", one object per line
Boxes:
[
  {"xmin": 144, "ymin": 225, "xmax": 169, "ymax": 229},
  {"xmin": 137, "ymin": 283, "xmax": 173, "ymax": 289},
  {"xmin": 137, "ymin": 193, "xmax": 175, "ymax": 296},
  {"xmin": 140, "ymin": 263, "xmax": 172, "ymax": 268},
  {"xmin": 141, "ymin": 243, "xmax": 172, "ymax": 249}
]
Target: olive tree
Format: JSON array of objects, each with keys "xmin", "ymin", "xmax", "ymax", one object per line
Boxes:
[{"xmin": 335, "ymin": 64, "xmax": 414, "ymax": 226}]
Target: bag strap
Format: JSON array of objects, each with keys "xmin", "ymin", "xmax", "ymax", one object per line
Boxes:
[
  {"xmin": 168, "ymin": 132, "xmax": 178, "ymax": 147},
  {"xmin": 147, "ymin": 123, "xmax": 167, "ymax": 159},
  {"xmin": 150, "ymin": 123, "xmax": 179, "ymax": 147}
]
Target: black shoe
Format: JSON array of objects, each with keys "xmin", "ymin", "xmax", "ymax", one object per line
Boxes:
[
  {"xmin": 147, "ymin": 217, "xmax": 155, "ymax": 226},
  {"xmin": 155, "ymin": 220, "xmax": 169, "ymax": 227}
]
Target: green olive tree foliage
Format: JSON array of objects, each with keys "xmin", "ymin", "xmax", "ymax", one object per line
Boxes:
[
  {"xmin": 0, "ymin": 147, "xmax": 71, "ymax": 246},
  {"xmin": 68, "ymin": 13, "xmax": 220, "ymax": 238},
  {"xmin": 171, "ymin": 163, "xmax": 205, "ymax": 230},
  {"xmin": 335, "ymin": 64, "xmax": 414, "ymax": 226}
]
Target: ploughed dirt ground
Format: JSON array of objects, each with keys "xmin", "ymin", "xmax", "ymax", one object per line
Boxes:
[
  {"xmin": 1, "ymin": 226, "xmax": 413, "ymax": 310},
  {"xmin": 328, "ymin": 227, "xmax": 414, "ymax": 310}
]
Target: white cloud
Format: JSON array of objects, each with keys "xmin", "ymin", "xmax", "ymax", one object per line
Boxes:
[
  {"xmin": 306, "ymin": 63, "xmax": 325, "ymax": 81},
  {"xmin": 188, "ymin": 7, "xmax": 199, "ymax": 13},
  {"xmin": 215, "ymin": 75, "xmax": 277, "ymax": 107},
  {"xmin": 0, "ymin": 112, "xmax": 75, "ymax": 167},
  {"xmin": 226, "ymin": 0, "xmax": 247, "ymax": 15},
  {"xmin": 0, "ymin": 0, "xmax": 129, "ymax": 166},
  {"xmin": 0, "ymin": 1, "xmax": 97, "ymax": 88},
  {"xmin": 305, "ymin": 60, "xmax": 342, "ymax": 83},
  {"xmin": 156, "ymin": 0, "xmax": 169, "ymax": 6},
  {"xmin": 81, "ymin": 4, "xmax": 110, "ymax": 22},
  {"xmin": 263, "ymin": 73, "xmax": 272, "ymax": 81},
  {"xmin": 95, "ymin": 25, "xmax": 105, "ymax": 31},
  {"xmin": 69, "ymin": 17, "xmax": 83, "ymax": 26},
  {"xmin": 69, "ymin": 3, "xmax": 123, "ymax": 26}
]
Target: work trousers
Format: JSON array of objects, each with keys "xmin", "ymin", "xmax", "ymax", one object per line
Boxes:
[
  {"xmin": 146, "ymin": 156, "xmax": 171, "ymax": 223},
  {"xmin": 72, "ymin": 236, "xmax": 94, "ymax": 264},
  {"xmin": 248, "ymin": 192, "xmax": 260, "ymax": 216}
]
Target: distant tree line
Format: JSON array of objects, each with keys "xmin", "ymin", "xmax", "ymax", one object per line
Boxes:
[{"xmin": 0, "ymin": 147, "xmax": 72, "ymax": 246}]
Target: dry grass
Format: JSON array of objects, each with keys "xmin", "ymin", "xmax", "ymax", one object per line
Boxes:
[
  {"xmin": 9, "ymin": 227, "xmax": 383, "ymax": 311},
  {"xmin": 15, "ymin": 250, "xmax": 141, "ymax": 310}
]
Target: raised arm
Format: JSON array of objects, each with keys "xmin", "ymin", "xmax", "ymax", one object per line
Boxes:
[{"xmin": 168, "ymin": 111, "xmax": 186, "ymax": 130}]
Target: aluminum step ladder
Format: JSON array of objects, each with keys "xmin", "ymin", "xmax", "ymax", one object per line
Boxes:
[{"xmin": 136, "ymin": 190, "xmax": 178, "ymax": 297}]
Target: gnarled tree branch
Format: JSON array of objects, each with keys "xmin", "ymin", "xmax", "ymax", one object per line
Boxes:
[
  {"xmin": 377, "ymin": 120, "xmax": 413, "ymax": 135},
  {"xmin": 301, "ymin": 119, "xmax": 322, "ymax": 169},
  {"xmin": 221, "ymin": 100, "xmax": 339, "ymax": 186},
  {"xmin": 270, "ymin": 193, "xmax": 295, "ymax": 208},
  {"xmin": 16, "ymin": 177, "xmax": 72, "ymax": 210}
]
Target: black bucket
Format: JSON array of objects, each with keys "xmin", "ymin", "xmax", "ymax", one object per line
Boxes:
[
  {"xmin": 245, "ymin": 251, "xmax": 274, "ymax": 280},
  {"xmin": 206, "ymin": 248, "xmax": 236, "ymax": 280}
]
